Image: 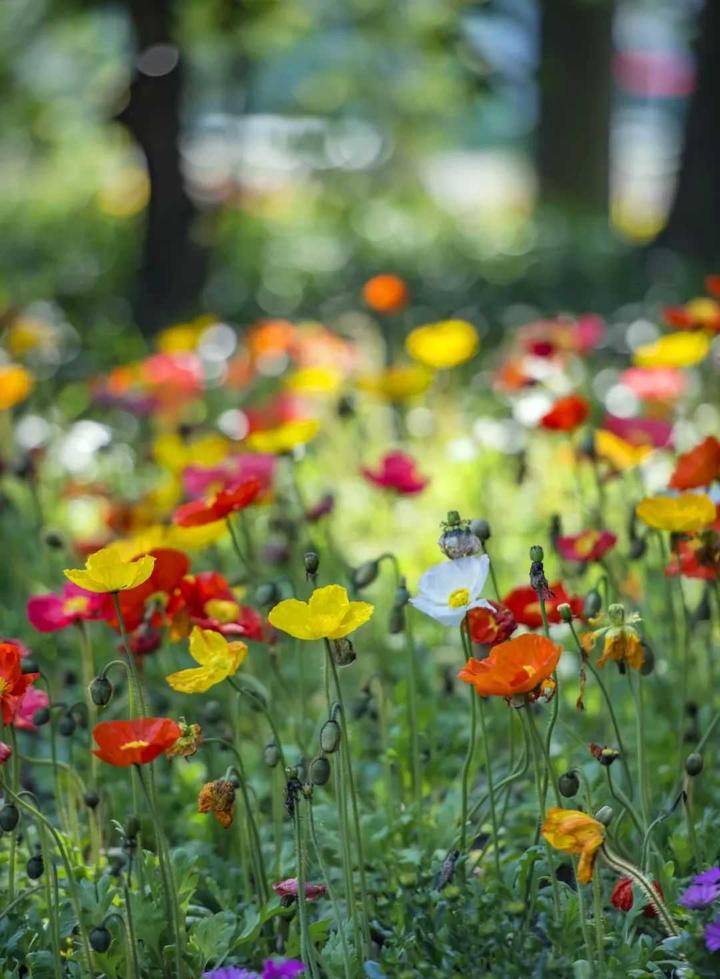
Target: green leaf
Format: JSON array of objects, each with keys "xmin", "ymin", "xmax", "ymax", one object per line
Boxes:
[{"xmin": 189, "ymin": 911, "xmax": 237, "ymax": 967}]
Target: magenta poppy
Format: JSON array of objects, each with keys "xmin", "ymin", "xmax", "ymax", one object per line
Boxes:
[
  {"xmin": 182, "ymin": 453, "xmax": 276, "ymax": 499},
  {"xmin": 272, "ymin": 878, "xmax": 326, "ymax": 902},
  {"xmin": 27, "ymin": 584, "xmax": 111, "ymax": 633},
  {"xmin": 13, "ymin": 687, "xmax": 50, "ymax": 731},
  {"xmin": 601, "ymin": 414, "xmax": 673, "ymax": 449},
  {"xmin": 362, "ymin": 451, "xmax": 428, "ymax": 495}
]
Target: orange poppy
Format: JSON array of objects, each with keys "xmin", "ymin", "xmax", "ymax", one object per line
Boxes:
[
  {"xmin": 458, "ymin": 633, "xmax": 562, "ymax": 698},
  {"xmin": 539, "ymin": 394, "xmax": 590, "ymax": 432},
  {"xmin": 92, "ymin": 718, "xmax": 181, "ymax": 766},
  {"xmin": 173, "ymin": 479, "xmax": 261, "ymax": 528},
  {"xmin": 362, "ymin": 274, "xmax": 408, "ymax": 314},
  {"xmin": 669, "ymin": 436, "xmax": 720, "ymax": 491},
  {"xmin": 0, "ymin": 642, "xmax": 39, "ymax": 724}
]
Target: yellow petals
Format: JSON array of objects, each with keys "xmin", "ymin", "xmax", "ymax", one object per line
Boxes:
[
  {"xmin": 285, "ymin": 366, "xmax": 341, "ymax": 395},
  {"xmin": 636, "ymin": 493, "xmax": 716, "ymax": 532},
  {"xmin": 356, "ymin": 363, "xmax": 433, "ymax": 402},
  {"xmin": 245, "ymin": 418, "xmax": 320, "ymax": 454},
  {"xmin": 153, "ymin": 431, "xmax": 229, "ymax": 473},
  {"xmin": 0, "ymin": 364, "xmax": 33, "ymax": 411},
  {"xmin": 166, "ymin": 626, "xmax": 247, "ymax": 694},
  {"xmin": 405, "ymin": 320, "xmax": 479, "ymax": 369},
  {"xmin": 64, "ymin": 545, "xmax": 155, "ymax": 594},
  {"xmin": 541, "ymin": 808, "xmax": 605, "ymax": 884},
  {"xmin": 268, "ymin": 584, "xmax": 374, "ymax": 641},
  {"xmin": 595, "ymin": 430, "xmax": 653, "ymax": 471},
  {"xmin": 634, "ymin": 331, "xmax": 710, "ymax": 369}
]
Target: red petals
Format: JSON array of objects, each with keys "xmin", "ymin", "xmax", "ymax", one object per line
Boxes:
[{"xmin": 539, "ymin": 395, "xmax": 590, "ymax": 432}]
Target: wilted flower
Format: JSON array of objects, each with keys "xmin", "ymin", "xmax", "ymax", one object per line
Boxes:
[
  {"xmin": 64, "ymin": 546, "xmax": 156, "ymax": 594},
  {"xmin": 410, "ymin": 555, "xmax": 492, "ymax": 627},
  {"xmin": 585, "ymin": 604, "xmax": 644, "ymax": 671},
  {"xmin": 541, "ymin": 807, "xmax": 604, "ymax": 884},
  {"xmin": 165, "ymin": 720, "xmax": 203, "ymax": 759},
  {"xmin": 268, "ymin": 585, "xmax": 373, "ymax": 641},
  {"xmin": 589, "ymin": 742, "xmax": 620, "ymax": 767},
  {"xmin": 467, "ymin": 601, "xmax": 516, "ymax": 647},
  {"xmin": 166, "ymin": 627, "xmax": 247, "ymax": 694},
  {"xmin": 272, "ymin": 878, "xmax": 327, "ymax": 904},
  {"xmin": 198, "ymin": 778, "xmax": 236, "ymax": 828}
]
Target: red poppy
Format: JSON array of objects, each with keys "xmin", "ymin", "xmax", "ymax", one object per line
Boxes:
[
  {"xmin": 111, "ymin": 548, "xmax": 190, "ymax": 632},
  {"xmin": 503, "ymin": 582, "xmax": 583, "ymax": 630},
  {"xmin": 362, "ymin": 274, "xmax": 409, "ymax": 314},
  {"xmin": 458, "ymin": 633, "xmax": 562, "ymax": 699},
  {"xmin": 167, "ymin": 571, "xmax": 264, "ymax": 641},
  {"xmin": 92, "ymin": 718, "xmax": 181, "ymax": 767},
  {"xmin": 361, "ymin": 451, "xmax": 428, "ymax": 495},
  {"xmin": 610, "ymin": 876, "xmax": 663, "ymax": 918},
  {"xmin": 669, "ymin": 436, "xmax": 720, "ymax": 491},
  {"xmin": 173, "ymin": 479, "xmax": 261, "ymax": 528},
  {"xmin": 556, "ymin": 530, "xmax": 617, "ymax": 564},
  {"xmin": 0, "ymin": 642, "xmax": 39, "ymax": 724},
  {"xmin": 662, "ymin": 306, "xmax": 694, "ymax": 330},
  {"xmin": 467, "ymin": 602, "xmax": 517, "ymax": 647},
  {"xmin": 665, "ymin": 535, "xmax": 719, "ymax": 581},
  {"xmin": 272, "ymin": 878, "xmax": 327, "ymax": 902},
  {"xmin": 539, "ymin": 395, "xmax": 590, "ymax": 432}
]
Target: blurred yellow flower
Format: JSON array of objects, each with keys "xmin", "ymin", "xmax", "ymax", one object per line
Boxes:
[
  {"xmin": 268, "ymin": 584, "xmax": 373, "ymax": 641},
  {"xmin": 405, "ymin": 319, "xmax": 479, "ymax": 369},
  {"xmin": 97, "ymin": 166, "xmax": 149, "ymax": 218},
  {"xmin": 122, "ymin": 520, "xmax": 227, "ymax": 556},
  {"xmin": 64, "ymin": 545, "xmax": 155, "ymax": 593},
  {"xmin": 246, "ymin": 418, "xmax": 319, "ymax": 454},
  {"xmin": 541, "ymin": 808, "xmax": 604, "ymax": 884},
  {"xmin": 156, "ymin": 315, "xmax": 217, "ymax": 354},
  {"xmin": 685, "ymin": 297, "xmax": 720, "ymax": 328},
  {"xmin": 0, "ymin": 364, "xmax": 33, "ymax": 411},
  {"xmin": 634, "ymin": 331, "xmax": 710, "ymax": 369},
  {"xmin": 356, "ymin": 363, "xmax": 433, "ymax": 402},
  {"xmin": 166, "ymin": 627, "xmax": 247, "ymax": 694},
  {"xmin": 153, "ymin": 432, "xmax": 229, "ymax": 473},
  {"xmin": 7, "ymin": 318, "xmax": 54, "ymax": 357},
  {"xmin": 285, "ymin": 366, "xmax": 341, "ymax": 395},
  {"xmin": 594, "ymin": 430, "xmax": 653, "ymax": 471},
  {"xmin": 636, "ymin": 493, "xmax": 716, "ymax": 532}
]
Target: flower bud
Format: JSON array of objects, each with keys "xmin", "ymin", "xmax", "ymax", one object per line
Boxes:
[
  {"xmin": 202, "ymin": 699, "xmax": 223, "ymax": 722},
  {"xmin": 388, "ymin": 605, "xmax": 405, "ymax": 634},
  {"xmin": 628, "ymin": 537, "xmax": 647, "ymax": 560},
  {"xmin": 304, "ymin": 551, "xmax": 320, "ymax": 579},
  {"xmin": 33, "ymin": 707, "xmax": 50, "ymax": 726},
  {"xmin": 583, "ymin": 589, "xmax": 602, "ymax": 618},
  {"xmin": 529, "ymin": 545, "xmax": 544, "ymax": 563},
  {"xmin": 352, "ymin": 560, "xmax": 380, "ymax": 590},
  {"xmin": 309, "ymin": 755, "xmax": 331, "ymax": 786},
  {"xmin": 594, "ymin": 805, "xmax": 614, "ymax": 826},
  {"xmin": 320, "ymin": 719, "xmax": 341, "ymax": 753},
  {"xmin": 84, "ymin": 791, "xmax": 100, "ymax": 809},
  {"xmin": 685, "ymin": 752, "xmax": 704, "ymax": 777},
  {"xmin": 43, "ymin": 529, "xmax": 66, "ymax": 550},
  {"xmin": 331, "ymin": 638, "xmax": 356, "ymax": 667},
  {"xmin": 125, "ymin": 815, "xmax": 140, "ymax": 840},
  {"xmin": 255, "ymin": 582, "xmax": 281, "ymax": 607},
  {"xmin": 263, "ymin": 742, "xmax": 280, "ymax": 768},
  {"xmin": 559, "ymin": 771, "xmax": 579, "ymax": 798},
  {"xmin": 337, "ymin": 394, "xmax": 355, "ymax": 418},
  {"xmin": 640, "ymin": 642, "xmax": 655, "ymax": 676},
  {"xmin": 90, "ymin": 676, "xmax": 113, "ymax": 707},
  {"xmin": 26, "ymin": 854, "xmax": 44, "ymax": 880},
  {"xmin": 469, "ymin": 519, "xmax": 491, "ymax": 542},
  {"xmin": 556, "ymin": 602, "xmax": 573, "ymax": 623},
  {"xmin": 58, "ymin": 712, "xmax": 76, "ymax": 737},
  {"xmin": 394, "ymin": 579, "xmax": 410, "ymax": 607},
  {"xmin": 242, "ymin": 687, "xmax": 267, "ymax": 711},
  {"xmin": 89, "ymin": 926, "xmax": 112, "ymax": 953},
  {"xmin": 22, "ymin": 659, "xmax": 39, "ymax": 674},
  {"xmin": 0, "ymin": 805, "xmax": 19, "ymax": 832}
]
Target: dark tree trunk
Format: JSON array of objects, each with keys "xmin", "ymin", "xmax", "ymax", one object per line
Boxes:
[
  {"xmin": 655, "ymin": 0, "xmax": 720, "ymax": 263},
  {"xmin": 117, "ymin": 0, "xmax": 206, "ymax": 335},
  {"xmin": 537, "ymin": 0, "xmax": 614, "ymax": 214}
]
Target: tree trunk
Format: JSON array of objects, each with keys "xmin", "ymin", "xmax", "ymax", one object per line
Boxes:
[
  {"xmin": 117, "ymin": 0, "xmax": 206, "ymax": 336},
  {"xmin": 537, "ymin": 0, "xmax": 614, "ymax": 214},
  {"xmin": 655, "ymin": 0, "xmax": 720, "ymax": 263}
]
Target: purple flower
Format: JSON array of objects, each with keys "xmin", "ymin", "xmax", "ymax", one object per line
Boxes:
[
  {"xmin": 680, "ymin": 867, "xmax": 720, "ymax": 908},
  {"xmin": 705, "ymin": 917, "xmax": 720, "ymax": 953},
  {"xmin": 203, "ymin": 969, "xmax": 257, "ymax": 979},
  {"xmin": 695, "ymin": 867, "xmax": 720, "ymax": 886},
  {"xmin": 262, "ymin": 961, "xmax": 305, "ymax": 979}
]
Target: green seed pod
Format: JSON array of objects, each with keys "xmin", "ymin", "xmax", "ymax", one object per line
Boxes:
[
  {"xmin": 58, "ymin": 713, "xmax": 76, "ymax": 737},
  {"xmin": 559, "ymin": 771, "xmax": 580, "ymax": 798},
  {"xmin": 309, "ymin": 755, "xmax": 331, "ymax": 786},
  {"xmin": 90, "ymin": 676, "xmax": 113, "ymax": 707},
  {"xmin": 89, "ymin": 926, "xmax": 112, "ymax": 953},
  {"xmin": 320, "ymin": 719, "xmax": 341, "ymax": 754},
  {"xmin": 529, "ymin": 545, "xmax": 544, "ymax": 563},
  {"xmin": 0, "ymin": 805, "xmax": 19, "ymax": 832},
  {"xmin": 583, "ymin": 589, "xmax": 602, "ymax": 618},
  {"xmin": 263, "ymin": 742, "xmax": 280, "ymax": 768},
  {"xmin": 26, "ymin": 854, "xmax": 44, "ymax": 880},
  {"xmin": 594, "ymin": 805, "xmax": 614, "ymax": 826},
  {"xmin": 686, "ymin": 752, "xmax": 704, "ymax": 777}
]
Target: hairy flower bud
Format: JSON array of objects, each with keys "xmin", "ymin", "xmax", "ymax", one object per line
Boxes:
[
  {"xmin": 529, "ymin": 545, "xmax": 544, "ymax": 563},
  {"xmin": 33, "ymin": 707, "xmax": 50, "ymax": 726},
  {"xmin": 0, "ymin": 804, "xmax": 20, "ymax": 832},
  {"xmin": 331, "ymin": 638, "xmax": 356, "ymax": 667},
  {"xmin": 559, "ymin": 771, "xmax": 579, "ymax": 798},
  {"xmin": 628, "ymin": 537, "xmax": 647, "ymax": 560},
  {"xmin": 583, "ymin": 589, "xmax": 602, "ymax": 618},
  {"xmin": 58, "ymin": 712, "xmax": 76, "ymax": 737},
  {"xmin": 255, "ymin": 581, "xmax": 281, "ymax": 607},
  {"xmin": 352, "ymin": 560, "xmax": 380, "ymax": 590},
  {"xmin": 394, "ymin": 579, "xmax": 411, "ymax": 607},
  {"xmin": 685, "ymin": 752, "xmax": 704, "ymax": 777},
  {"xmin": 388, "ymin": 605, "xmax": 405, "ymax": 634},
  {"xmin": 320, "ymin": 719, "xmax": 341, "ymax": 754},
  {"xmin": 304, "ymin": 551, "xmax": 320, "ymax": 579},
  {"xmin": 27, "ymin": 853, "xmax": 44, "ymax": 880},
  {"xmin": 594, "ymin": 805, "xmax": 614, "ymax": 826},
  {"xmin": 469, "ymin": 518, "xmax": 491, "ymax": 542},
  {"xmin": 90, "ymin": 676, "xmax": 113, "ymax": 707},
  {"xmin": 263, "ymin": 742, "xmax": 280, "ymax": 768},
  {"xmin": 89, "ymin": 926, "xmax": 112, "ymax": 953},
  {"xmin": 84, "ymin": 791, "xmax": 100, "ymax": 810},
  {"xmin": 309, "ymin": 755, "xmax": 331, "ymax": 786}
]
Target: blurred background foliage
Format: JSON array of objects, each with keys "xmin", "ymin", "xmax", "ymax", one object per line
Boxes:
[{"xmin": 0, "ymin": 0, "xmax": 715, "ymax": 359}]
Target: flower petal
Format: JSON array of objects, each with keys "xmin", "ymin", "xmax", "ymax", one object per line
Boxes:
[
  {"xmin": 268, "ymin": 598, "xmax": 317, "ymax": 640},
  {"xmin": 328, "ymin": 601, "xmax": 375, "ymax": 639}
]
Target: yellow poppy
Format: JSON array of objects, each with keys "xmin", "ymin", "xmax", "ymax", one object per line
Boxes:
[
  {"xmin": 64, "ymin": 545, "xmax": 155, "ymax": 594},
  {"xmin": 0, "ymin": 364, "xmax": 33, "ymax": 411},
  {"xmin": 594, "ymin": 430, "xmax": 653, "ymax": 471},
  {"xmin": 633, "ymin": 331, "xmax": 710, "ymax": 369},
  {"xmin": 166, "ymin": 627, "xmax": 247, "ymax": 694},
  {"xmin": 635, "ymin": 493, "xmax": 716, "ymax": 532},
  {"xmin": 541, "ymin": 808, "xmax": 605, "ymax": 884},
  {"xmin": 153, "ymin": 431, "xmax": 229, "ymax": 474},
  {"xmin": 405, "ymin": 320, "xmax": 479, "ymax": 369},
  {"xmin": 245, "ymin": 418, "xmax": 320, "ymax": 454},
  {"xmin": 285, "ymin": 366, "xmax": 341, "ymax": 395},
  {"xmin": 356, "ymin": 363, "xmax": 433, "ymax": 402},
  {"xmin": 268, "ymin": 584, "xmax": 373, "ymax": 641}
]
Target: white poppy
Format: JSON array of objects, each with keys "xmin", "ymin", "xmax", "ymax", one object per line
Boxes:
[{"xmin": 410, "ymin": 555, "xmax": 493, "ymax": 627}]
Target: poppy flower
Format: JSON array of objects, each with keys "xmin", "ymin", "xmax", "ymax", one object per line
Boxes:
[
  {"xmin": 541, "ymin": 808, "xmax": 604, "ymax": 884},
  {"xmin": 272, "ymin": 878, "xmax": 327, "ymax": 902},
  {"xmin": 165, "ymin": 720, "xmax": 203, "ymax": 759},
  {"xmin": 268, "ymin": 585, "xmax": 373, "ymax": 641},
  {"xmin": 198, "ymin": 778, "xmax": 235, "ymax": 828},
  {"xmin": 153, "ymin": 431, "xmax": 229, "ymax": 474},
  {"xmin": 92, "ymin": 718, "xmax": 181, "ymax": 766},
  {"xmin": 595, "ymin": 431, "xmax": 654, "ymax": 471},
  {"xmin": 620, "ymin": 367, "xmax": 687, "ymax": 402},
  {"xmin": 182, "ymin": 454, "xmax": 276, "ymax": 499},
  {"xmin": 363, "ymin": 274, "xmax": 409, "ymax": 313},
  {"xmin": 601, "ymin": 415, "xmax": 673, "ymax": 449},
  {"xmin": 684, "ymin": 297, "xmax": 720, "ymax": 331},
  {"xmin": 108, "ymin": 548, "xmax": 190, "ymax": 632},
  {"xmin": 27, "ymin": 583, "xmax": 112, "ymax": 633},
  {"xmin": 167, "ymin": 571, "xmax": 265, "ymax": 641},
  {"xmin": 556, "ymin": 530, "xmax": 617, "ymax": 564},
  {"xmin": 0, "ymin": 742, "xmax": 11, "ymax": 765},
  {"xmin": 467, "ymin": 602, "xmax": 516, "ymax": 647},
  {"xmin": 173, "ymin": 479, "xmax": 261, "ymax": 528},
  {"xmin": 64, "ymin": 545, "xmax": 156, "ymax": 594},
  {"xmin": 13, "ymin": 687, "xmax": 49, "ymax": 731},
  {"xmin": 0, "ymin": 364, "xmax": 33, "ymax": 411},
  {"xmin": 405, "ymin": 320, "xmax": 479, "ymax": 369},
  {"xmin": 458, "ymin": 633, "xmax": 562, "ymax": 699},
  {"xmin": 410, "ymin": 556, "xmax": 492, "ymax": 628},
  {"xmin": 356, "ymin": 364, "xmax": 433, "ymax": 402},
  {"xmin": 165, "ymin": 627, "xmax": 247, "ymax": 694},
  {"xmin": 669, "ymin": 437, "xmax": 720, "ymax": 491},
  {"xmin": 539, "ymin": 394, "xmax": 590, "ymax": 432},
  {"xmin": 0, "ymin": 642, "xmax": 39, "ymax": 724},
  {"xmin": 285, "ymin": 365, "xmax": 341, "ymax": 395},
  {"xmin": 634, "ymin": 331, "xmax": 710, "ymax": 369},
  {"xmin": 665, "ymin": 536, "xmax": 719, "ymax": 580},
  {"xmin": 502, "ymin": 582, "xmax": 583, "ymax": 630},
  {"xmin": 584, "ymin": 604, "xmax": 644, "ymax": 670},
  {"xmin": 245, "ymin": 419, "xmax": 319, "ymax": 454},
  {"xmin": 361, "ymin": 451, "xmax": 429, "ymax": 495},
  {"xmin": 610, "ymin": 876, "xmax": 662, "ymax": 917},
  {"xmin": 636, "ymin": 493, "xmax": 716, "ymax": 533}
]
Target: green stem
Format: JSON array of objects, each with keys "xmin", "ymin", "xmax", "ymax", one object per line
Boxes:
[
  {"xmin": 627, "ymin": 671, "xmax": 649, "ymax": 831},
  {"xmin": 293, "ymin": 799, "xmax": 319, "ymax": 979},
  {"xmin": 308, "ymin": 800, "xmax": 353, "ymax": 979},
  {"xmin": 405, "ymin": 613, "xmax": 421, "ymax": 805},
  {"xmin": 111, "ymin": 593, "xmax": 146, "ymax": 717}
]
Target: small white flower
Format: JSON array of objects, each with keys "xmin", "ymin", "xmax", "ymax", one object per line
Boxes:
[{"xmin": 410, "ymin": 555, "xmax": 492, "ymax": 627}]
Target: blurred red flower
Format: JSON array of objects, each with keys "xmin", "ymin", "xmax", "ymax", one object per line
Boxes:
[
  {"xmin": 363, "ymin": 274, "xmax": 409, "ymax": 314},
  {"xmin": 362, "ymin": 451, "xmax": 428, "ymax": 495},
  {"xmin": 669, "ymin": 436, "xmax": 720, "ymax": 491},
  {"xmin": 173, "ymin": 479, "xmax": 261, "ymax": 527},
  {"xmin": 539, "ymin": 395, "xmax": 590, "ymax": 432},
  {"xmin": 503, "ymin": 582, "xmax": 583, "ymax": 629},
  {"xmin": 556, "ymin": 530, "xmax": 617, "ymax": 564}
]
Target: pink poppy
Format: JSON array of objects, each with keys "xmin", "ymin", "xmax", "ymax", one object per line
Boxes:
[
  {"xmin": 182, "ymin": 453, "xmax": 276, "ymax": 499},
  {"xmin": 620, "ymin": 367, "xmax": 687, "ymax": 402},
  {"xmin": 362, "ymin": 451, "xmax": 428, "ymax": 495},
  {"xmin": 0, "ymin": 742, "xmax": 11, "ymax": 765},
  {"xmin": 27, "ymin": 583, "xmax": 111, "ymax": 633},
  {"xmin": 571, "ymin": 314, "xmax": 605, "ymax": 353},
  {"xmin": 556, "ymin": 530, "xmax": 617, "ymax": 564},
  {"xmin": 601, "ymin": 415, "xmax": 673, "ymax": 449},
  {"xmin": 272, "ymin": 878, "xmax": 326, "ymax": 902},
  {"xmin": 13, "ymin": 687, "xmax": 50, "ymax": 731}
]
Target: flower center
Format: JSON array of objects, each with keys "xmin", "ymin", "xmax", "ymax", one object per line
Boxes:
[
  {"xmin": 63, "ymin": 596, "xmax": 89, "ymax": 615},
  {"xmin": 121, "ymin": 740, "xmax": 149, "ymax": 751},
  {"xmin": 204, "ymin": 599, "xmax": 240, "ymax": 624},
  {"xmin": 575, "ymin": 531, "xmax": 599, "ymax": 558},
  {"xmin": 0, "ymin": 678, "xmax": 7, "ymax": 696},
  {"xmin": 448, "ymin": 587, "xmax": 470, "ymax": 608}
]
